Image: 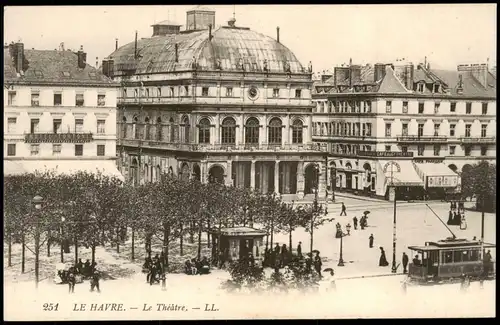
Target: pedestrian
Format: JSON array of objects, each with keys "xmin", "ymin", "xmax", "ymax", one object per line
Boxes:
[
  {"xmin": 460, "ymin": 215, "xmax": 467, "ymax": 230},
  {"xmin": 369, "ymin": 234, "xmax": 374, "ymax": 248},
  {"xmin": 76, "ymin": 258, "xmax": 83, "ymax": 274},
  {"xmin": 360, "ymin": 216, "xmax": 366, "ymax": 230},
  {"xmin": 379, "ymin": 247, "xmax": 389, "ymax": 267},
  {"xmin": 280, "ymin": 244, "xmax": 288, "ymax": 267},
  {"xmin": 353, "ymin": 216, "xmax": 358, "ymax": 230},
  {"xmin": 326, "ymin": 269, "xmax": 336, "ymax": 292},
  {"xmin": 313, "ymin": 251, "xmax": 322, "ymax": 278},
  {"xmin": 402, "ymin": 252, "xmax": 409, "ymax": 274},
  {"xmin": 346, "ymin": 223, "xmax": 351, "ymax": 235},
  {"xmin": 83, "ymin": 259, "xmax": 91, "ymax": 277},
  {"xmin": 90, "ymin": 270, "xmax": 101, "ymax": 293},
  {"xmin": 67, "ymin": 271, "xmax": 76, "ymax": 293},
  {"xmin": 297, "ymin": 241, "xmax": 302, "ymax": 258},
  {"xmin": 340, "ymin": 203, "xmax": 347, "ymax": 216},
  {"xmin": 447, "ymin": 210, "xmax": 453, "ymax": 225}
]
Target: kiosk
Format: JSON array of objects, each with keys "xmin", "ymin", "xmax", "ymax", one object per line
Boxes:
[{"xmin": 210, "ymin": 227, "xmax": 267, "ymax": 266}]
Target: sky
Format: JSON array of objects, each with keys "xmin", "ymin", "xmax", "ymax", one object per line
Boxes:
[{"xmin": 3, "ymin": 4, "xmax": 497, "ymax": 73}]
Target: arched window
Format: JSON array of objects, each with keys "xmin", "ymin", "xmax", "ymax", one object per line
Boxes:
[
  {"xmin": 245, "ymin": 117, "xmax": 259, "ymax": 144},
  {"xmin": 144, "ymin": 117, "xmax": 150, "ymax": 140},
  {"xmin": 144, "ymin": 163, "xmax": 149, "ymax": 183},
  {"xmin": 156, "ymin": 117, "xmax": 163, "ymax": 141},
  {"xmin": 221, "ymin": 117, "xmax": 236, "ymax": 145},
  {"xmin": 169, "ymin": 117, "xmax": 175, "ymax": 142},
  {"xmin": 182, "ymin": 116, "xmax": 190, "ymax": 143},
  {"xmin": 268, "ymin": 117, "xmax": 282, "ymax": 145},
  {"xmin": 199, "ymin": 118, "xmax": 211, "ymax": 144},
  {"xmin": 133, "ymin": 115, "xmax": 139, "ymax": 139},
  {"xmin": 292, "ymin": 119, "xmax": 303, "ymax": 144},
  {"xmin": 122, "ymin": 116, "xmax": 127, "ymax": 139}
]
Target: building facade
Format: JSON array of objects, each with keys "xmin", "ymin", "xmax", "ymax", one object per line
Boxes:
[
  {"xmin": 312, "ymin": 60, "xmax": 496, "ymax": 200},
  {"xmin": 4, "ymin": 43, "xmax": 123, "ymax": 180},
  {"xmin": 105, "ymin": 7, "xmax": 327, "ymax": 199}
]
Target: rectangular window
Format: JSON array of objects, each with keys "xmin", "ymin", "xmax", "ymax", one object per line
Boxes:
[
  {"xmin": 366, "ymin": 123, "xmax": 372, "ymax": 136},
  {"xmin": 7, "ymin": 144, "xmax": 16, "ymax": 156},
  {"xmin": 75, "ymin": 119, "xmax": 84, "ymax": 133},
  {"xmin": 30, "ymin": 119, "xmax": 40, "ymax": 134},
  {"xmin": 170, "ymin": 87, "xmax": 175, "ymax": 97},
  {"xmin": 402, "ymin": 101, "xmax": 408, "ymax": 113},
  {"xmin": 402, "ymin": 123, "xmax": 408, "ymax": 136},
  {"xmin": 481, "ymin": 124, "xmax": 487, "ymax": 137},
  {"xmin": 417, "ymin": 145, "xmax": 424, "ymax": 156},
  {"xmin": 75, "ymin": 144, "xmax": 83, "ymax": 156},
  {"xmin": 385, "ymin": 145, "xmax": 391, "ymax": 152},
  {"xmin": 75, "ymin": 93, "xmax": 84, "ymax": 107},
  {"xmin": 418, "ymin": 83, "xmax": 424, "ymax": 92},
  {"xmin": 434, "ymin": 102, "xmax": 440, "ymax": 114},
  {"xmin": 450, "ymin": 102, "xmax": 456, "ymax": 112},
  {"xmin": 98, "ymin": 94, "xmax": 106, "ymax": 106},
  {"xmin": 466, "ymin": 102, "xmax": 472, "ymax": 114},
  {"xmin": 52, "ymin": 143, "xmax": 62, "ymax": 155},
  {"xmin": 418, "ymin": 124, "xmax": 424, "ymax": 137},
  {"xmin": 31, "ymin": 92, "xmax": 40, "ymax": 106},
  {"xmin": 8, "ymin": 91, "xmax": 17, "ymax": 106},
  {"xmin": 202, "ymin": 87, "xmax": 209, "ymax": 96},
  {"xmin": 272, "ymin": 88, "xmax": 279, "ymax": 98},
  {"xmin": 7, "ymin": 117, "xmax": 17, "ymax": 133},
  {"xmin": 97, "ymin": 119, "xmax": 106, "ymax": 134},
  {"xmin": 449, "ymin": 124, "xmax": 456, "ymax": 137},
  {"xmin": 418, "ymin": 102, "xmax": 424, "ymax": 114},
  {"xmin": 184, "ymin": 86, "xmax": 189, "ymax": 96},
  {"xmin": 226, "ymin": 87, "xmax": 233, "ymax": 97},
  {"xmin": 97, "ymin": 144, "xmax": 105, "ymax": 156},
  {"xmin": 434, "ymin": 124, "xmax": 440, "ymax": 136},
  {"xmin": 365, "ymin": 101, "xmax": 371, "ymax": 112},
  {"xmin": 480, "ymin": 146, "xmax": 487, "ymax": 156},
  {"xmin": 433, "ymin": 145, "xmax": 440, "ymax": 156},
  {"xmin": 482, "ymin": 102, "xmax": 488, "ymax": 115},
  {"xmin": 30, "ymin": 144, "xmax": 40, "ymax": 156},
  {"xmin": 157, "ymin": 87, "xmax": 162, "ymax": 97},
  {"xmin": 134, "ymin": 89, "xmax": 138, "ymax": 98},
  {"xmin": 385, "ymin": 101, "xmax": 392, "ymax": 113},
  {"xmin": 464, "ymin": 146, "xmax": 471, "ymax": 156},
  {"xmin": 53, "ymin": 119, "xmax": 62, "ymax": 134},
  {"xmin": 295, "ymin": 89, "xmax": 302, "ymax": 98},
  {"xmin": 433, "ymin": 84, "xmax": 440, "ymax": 93},
  {"xmin": 401, "ymin": 146, "xmax": 408, "ymax": 153},
  {"xmin": 385, "ymin": 123, "xmax": 391, "ymax": 137},
  {"xmin": 145, "ymin": 88, "xmax": 150, "ymax": 97},
  {"xmin": 465, "ymin": 124, "xmax": 471, "ymax": 137},
  {"xmin": 54, "ymin": 93, "xmax": 62, "ymax": 106},
  {"xmin": 449, "ymin": 145, "xmax": 456, "ymax": 155}
]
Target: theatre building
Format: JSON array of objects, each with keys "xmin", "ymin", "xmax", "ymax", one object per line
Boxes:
[
  {"xmin": 105, "ymin": 7, "xmax": 327, "ymax": 199},
  {"xmin": 312, "ymin": 60, "xmax": 496, "ymax": 200},
  {"xmin": 4, "ymin": 42, "xmax": 123, "ymax": 180}
]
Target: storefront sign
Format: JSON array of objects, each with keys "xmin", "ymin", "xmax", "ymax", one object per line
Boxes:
[
  {"xmin": 383, "ymin": 161, "xmax": 401, "ymax": 173},
  {"xmin": 358, "ymin": 151, "xmax": 414, "ymax": 158},
  {"xmin": 427, "ymin": 176, "xmax": 459, "ymax": 187},
  {"xmin": 414, "ymin": 159, "xmax": 445, "ymax": 164}
]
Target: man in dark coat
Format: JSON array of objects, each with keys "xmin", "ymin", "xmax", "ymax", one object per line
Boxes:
[
  {"xmin": 297, "ymin": 242, "xmax": 302, "ymax": 257},
  {"xmin": 90, "ymin": 271, "xmax": 101, "ymax": 293},
  {"xmin": 369, "ymin": 234, "xmax": 374, "ymax": 248},
  {"xmin": 83, "ymin": 259, "xmax": 91, "ymax": 277},
  {"xmin": 313, "ymin": 251, "xmax": 323, "ymax": 278},
  {"xmin": 67, "ymin": 271, "xmax": 76, "ymax": 293},
  {"xmin": 402, "ymin": 252, "xmax": 409, "ymax": 274},
  {"xmin": 76, "ymin": 259, "xmax": 83, "ymax": 274},
  {"xmin": 273, "ymin": 243, "xmax": 281, "ymax": 268},
  {"xmin": 353, "ymin": 216, "xmax": 358, "ymax": 230},
  {"xmin": 340, "ymin": 203, "xmax": 347, "ymax": 216}
]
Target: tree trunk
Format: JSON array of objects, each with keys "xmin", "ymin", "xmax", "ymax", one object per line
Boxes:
[
  {"xmin": 131, "ymin": 226, "xmax": 135, "ymax": 261},
  {"xmin": 207, "ymin": 220, "xmax": 211, "ymax": 248},
  {"xmin": 47, "ymin": 229, "xmax": 51, "ymax": 257},
  {"xmin": 289, "ymin": 226, "xmax": 293, "ymax": 254},
  {"xmin": 265, "ymin": 234, "xmax": 269, "ymax": 251},
  {"xmin": 74, "ymin": 233, "xmax": 78, "ymax": 264},
  {"xmin": 189, "ymin": 221, "xmax": 195, "ymax": 244},
  {"xmin": 116, "ymin": 228, "xmax": 120, "ymax": 253},
  {"xmin": 8, "ymin": 231, "xmax": 12, "ymax": 267},
  {"xmin": 270, "ymin": 217, "xmax": 274, "ymax": 249},
  {"xmin": 91, "ymin": 244, "xmax": 96, "ymax": 264},
  {"xmin": 310, "ymin": 215, "xmax": 314, "ymax": 254},
  {"xmin": 179, "ymin": 223, "xmax": 184, "ymax": 256},
  {"xmin": 165, "ymin": 224, "xmax": 170, "ymax": 270},
  {"xmin": 145, "ymin": 233, "xmax": 152, "ymax": 257},
  {"xmin": 21, "ymin": 232, "xmax": 25, "ymax": 273},
  {"xmin": 197, "ymin": 220, "xmax": 202, "ymax": 259}
]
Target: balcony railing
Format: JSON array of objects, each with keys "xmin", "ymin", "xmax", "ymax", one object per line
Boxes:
[
  {"xmin": 118, "ymin": 139, "xmax": 326, "ymax": 152},
  {"xmin": 118, "ymin": 96, "xmax": 195, "ymax": 105},
  {"xmin": 396, "ymin": 135, "xmax": 448, "ymax": 143},
  {"xmin": 459, "ymin": 136, "xmax": 496, "ymax": 144},
  {"xmin": 24, "ymin": 132, "xmax": 93, "ymax": 143}
]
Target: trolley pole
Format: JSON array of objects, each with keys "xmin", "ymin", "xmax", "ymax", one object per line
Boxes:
[{"xmin": 390, "ymin": 164, "xmax": 397, "ymax": 274}]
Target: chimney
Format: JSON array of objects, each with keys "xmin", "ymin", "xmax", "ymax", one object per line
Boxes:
[
  {"xmin": 374, "ymin": 63, "xmax": 386, "ymax": 82},
  {"xmin": 209, "ymin": 24, "xmax": 213, "ymax": 41},
  {"xmin": 14, "ymin": 42, "xmax": 25, "ymax": 73},
  {"xmin": 276, "ymin": 27, "xmax": 280, "ymax": 43},
  {"xmin": 115, "ymin": 38, "xmax": 118, "ymax": 51},
  {"xmin": 424, "ymin": 56, "xmax": 427, "ymax": 68},
  {"xmin": 457, "ymin": 74, "xmax": 464, "ymax": 95},
  {"xmin": 134, "ymin": 31, "xmax": 138, "ymax": 59},
  {"xmin": 405, "ymin": 63, "xmax": 414, "ymax": 90},
  {"xmin": 471, "ymin": 63, "xmax": 488, "ymax": 88},
  {"xmin": 96, "ymin": 57, "xmax": 99, "ymax": 68},
  {"xmin": 77, "ymin": 45, "xmax": 86, "ymax": 69},
  {"xmin": 175, "ymin": 43, "xmax": 179, "ymax": 63}
]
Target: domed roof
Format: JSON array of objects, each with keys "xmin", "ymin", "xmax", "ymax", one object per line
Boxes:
[{"xmin": 107, "ymin": 26, "xmax": 305, "ymax": 75}]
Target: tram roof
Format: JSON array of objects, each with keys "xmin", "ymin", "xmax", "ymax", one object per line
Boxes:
[
  {"xmin": 409, "ymin": 242, "xmax": 496, "ymax": 252},
  {"xmin": 210, "ymin": 226, "xmax": 267, "ymax": 237}
]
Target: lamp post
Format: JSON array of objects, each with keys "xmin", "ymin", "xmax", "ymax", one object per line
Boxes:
[
  {"xmin": 310, "ymin": 164, "xmax": 320, "ymax": 254},
  {"xmin": 60, "ymin": 216, "xmax": 66, "ymax": 263},
  {"xmin": 331, "ymin": 167, "xmax": 336, "ymax": 202},
  {"xmin": 33, "ymin": 195, "xmax": 43, "ymax": 289},
  {"xmin": 338, "ymin": 231, "xmax": 345, "ymax": 267}
]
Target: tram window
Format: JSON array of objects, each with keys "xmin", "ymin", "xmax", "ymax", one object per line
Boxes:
[
  {"xmin": 453, "ymin": 251, "xmax": 463, "ymax": 263},
  {"xmin": 442, "ymin": 251, "xmax": 453, "ymax": 264},
  {"xmin": 462, "ymin": 250, "xmax": 471, "ymax": 262},
  {"xmin": 470, "ymin": 250, "xmax": 479, "ymax": 261}
]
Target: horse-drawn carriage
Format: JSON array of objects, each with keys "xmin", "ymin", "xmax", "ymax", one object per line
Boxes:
[{"xmin": 54, "ymin": 263, "xmax": 84, "ymax": 284}]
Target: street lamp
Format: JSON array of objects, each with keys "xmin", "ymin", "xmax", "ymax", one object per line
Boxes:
[
  {"xmin": 33, "ymin": 195, "xmax": 43, "ymax": 289},
  {"xmin": 338, "ymin": 231, "xmax": 345, "ymax": 267}
]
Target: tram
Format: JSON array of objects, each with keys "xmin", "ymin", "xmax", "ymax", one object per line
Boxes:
[{"xmin": 406, "ymin": 204, "xmax": 496, "ymax": 284}]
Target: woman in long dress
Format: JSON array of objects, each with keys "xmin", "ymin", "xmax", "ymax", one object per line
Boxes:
[
  {"xmin": 460, "ymin": 215, "xmax": 467, "ymax": 230},
  {"xmin": 379, "ymin": 247, "xmax": 389, "ymax": 267}
]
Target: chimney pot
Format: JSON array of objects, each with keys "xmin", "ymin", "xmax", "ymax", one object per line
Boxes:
[
  {"xmin": 175, "ymin": 43, "xmax": 179, "ymax": 63},
  {"xmin": 209, "ymin": 24, "xmax": 213, "ymax": 41},
  {"xmin": 276, "ymin": 26, "xmax": 280, "ymax": 43},
  {"xmin": 115, "ymin": 38, "xmax": 119, "ymax": 50},
  {"xmin": 77, "ymin": 45, "xmax": 87, "ymax": 69}
]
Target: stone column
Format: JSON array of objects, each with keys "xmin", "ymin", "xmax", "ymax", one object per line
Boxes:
[
  {"xmin": 250, "ymin": 160, "xmax": 256, "ymax": 189},
  {"xmin": 215, "ymin": 115, "xmax": 220, "ymax": 145},
  {"xmin": 283, "ymin": 163, "xmax": 291, "ymax": 194},
  {"xmin": 274, "ymin": 160, "xmax": 280, "ymax": 194},
  {"xmin": 225, "ymin": 160, "xmax": 233, "ymax": 186},
  {"xmin": 297, "ymin": 160, "xmax": 305, "ymax": 197},
  {"xmin": 262, "ymin": 163, "xmax": 269, "ymax": 194},
  {"xmin": 240, "ymin": 115, "xmax": 245, "ymax": 146}
]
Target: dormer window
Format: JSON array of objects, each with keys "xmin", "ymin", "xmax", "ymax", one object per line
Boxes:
[
  {"xmin": 417, "ymin": 82, "xmax": 424, "ymax": 92},
  {"xmin": 433, "ymin": 83, "xmax": 440, "ymax": 93}
]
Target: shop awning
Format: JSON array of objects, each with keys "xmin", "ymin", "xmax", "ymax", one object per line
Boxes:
[
  {"xmin": 414, "ymin": 163, "xmax": 459, "ymax": 188},
  {"xmin": 379, "ymin": 160, "xmax": 424, "ymax": 187},
  {"xmin": 3, "ymin": 160, "xmax": 124, "ymax": 181}
]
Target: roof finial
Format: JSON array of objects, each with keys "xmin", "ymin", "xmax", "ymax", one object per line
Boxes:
[{"xmin": 233, "ymin": 5, "xmax": 236, "ymax": 20}]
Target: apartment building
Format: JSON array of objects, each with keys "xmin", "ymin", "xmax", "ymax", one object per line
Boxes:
[
  {"xmin": 4, "ymin": 42, "xmax": 123, "ymax": 180},
  {"xmin": 312, "ymin": 60, "xmax": 496, "ymax": 200}
]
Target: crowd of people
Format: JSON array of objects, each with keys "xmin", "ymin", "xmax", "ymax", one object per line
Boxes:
[
  {"xmin": 58, "ymin": 259, "xmax": 101, "ymax": 293},
  {"xmin": 142, "ymin": 253, "xmax": 167, "ymax": 289},
  {"xmin": 184, "ymin": 257, "xmax": 211, "ymax": 275},
  {"xmin": 447, "ymin": 201, "xmax": 467, "ymax": 228}
]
